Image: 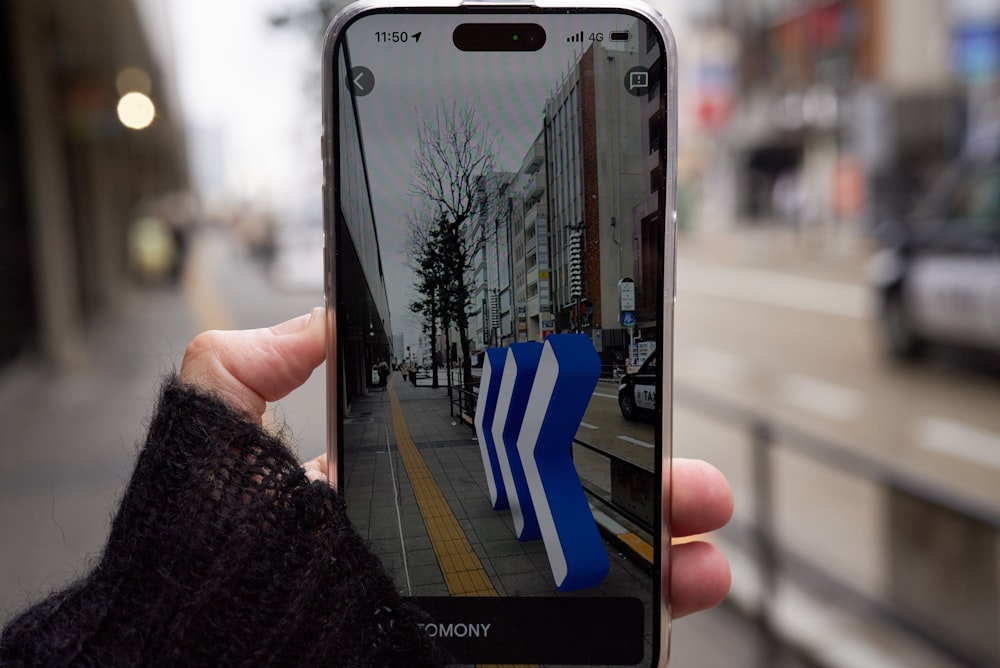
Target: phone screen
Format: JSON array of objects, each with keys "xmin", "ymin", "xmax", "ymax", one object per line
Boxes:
[{"xmin": 325, "ymin": 6, "xmax": 674, "ymax": 666}]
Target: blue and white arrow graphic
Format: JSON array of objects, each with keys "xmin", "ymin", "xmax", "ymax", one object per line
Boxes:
[
  {"xmin": 490, "ymin": 343, "xmax": 543, "ymax": 541},
  {"xmin": 517, "ymin": 334, "xmax": 607, "ymax": 590},
  {"xmin": 473, "ymin": 347, "xmax": 509, "ymax": 510},
  {"xmin": 474, "ymin": 334, "xmax": 608, "ymax": 591}
]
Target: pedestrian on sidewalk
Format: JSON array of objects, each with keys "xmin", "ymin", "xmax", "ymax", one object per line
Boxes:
[
  {"xmin": 377, "ymin": 358, "xmax": 389, "ymax": 391},
  {"xmin": 1, "ymin": 308, "xmax": 733, "ymax": 666}
]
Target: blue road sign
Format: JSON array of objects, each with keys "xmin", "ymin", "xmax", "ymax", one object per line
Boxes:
[
  {"xmin": 955, "ymin": 23, "xmax": 1000, "ymax": 83},
  {"xmin": 621, "ymin": 310, "xmax": 636, "ymax": 327}
]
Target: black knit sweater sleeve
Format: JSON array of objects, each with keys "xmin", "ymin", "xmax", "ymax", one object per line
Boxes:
[{"xmin": 0, "ymin": 376, "xmax": 446, "ymax": 667}]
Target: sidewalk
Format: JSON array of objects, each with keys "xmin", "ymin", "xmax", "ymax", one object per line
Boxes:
[
  {"xmin": 343, "ymin": 377, "xmax": 663, "ymax": 660},
  {"xmin": 0, "ymin": 286, "xmax": 198, "ymax": 618},
  {"xmin": 677, "ymin": 223, "xmax": 874, "ymax": 285}
]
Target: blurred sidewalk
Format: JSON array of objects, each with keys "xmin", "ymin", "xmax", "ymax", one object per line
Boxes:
[
  {"xmin": 673, "ymin": 223, "xmax": 975, "ymax": 668},
  {"xmin": 677, "ymin": 221, "xmax": 874, "ymax": 285},
  {"xmin": 0, "ymin": 227, "xmax": 320, "ymax": 620},
  {"xmin": 0, "ymin": 285, "xmax": 198, "ymax": 618}
]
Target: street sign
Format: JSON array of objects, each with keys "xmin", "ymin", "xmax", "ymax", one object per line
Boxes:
[
  {"xmin": 954, "ymin": 23, "xmax": 1000, "ymax": 83},
  {"xmin": 541, "ymin": 319, "xmax": 555, "ymax": 340},
  {"xmin": 619, "ymin": 278, "xmax": 635, "ymax": 312},
  {"xmin": 621, "ymin": 310, "xmax": 636, "ymax": 327}
]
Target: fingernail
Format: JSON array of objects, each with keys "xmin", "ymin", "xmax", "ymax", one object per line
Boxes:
[
  {"xmin": 304, "ymin": 468, "xmax": 328, "ymax": 484},
  {"xmin": 271, "ymin": 309, "xmax": 316, "ymax": 336}
]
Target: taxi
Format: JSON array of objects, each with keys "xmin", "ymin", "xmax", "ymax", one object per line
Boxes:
[
  {"xmin": 618, "ymin": 350, "xmax": 657, "ymax": 420},
  {"xmin": 870, "ymin": 159, "xmax": 1000, "ymax": 361}
]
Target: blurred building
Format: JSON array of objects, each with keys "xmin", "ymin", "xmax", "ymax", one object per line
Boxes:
[
  {"xmin": 632, "ymin": 23, "xmax": 667, "ymax": 329},
  {"xmin": 678, "ymin": 0, "xmax": 996, "ymax": 237},
  {"xmin": 466, "ymin": 172, "xmax": 514, "ymax": 357},
  {"xmin": 0, "ymin": 0, "xmax": 189, "ymax": 372},
  {"xmin": 510, "ymin": 132, "xmax": 551, "ymax": 344},
  {"xmin": 391, "ymin": 332, "xmax": 404, "ymax": 367}
]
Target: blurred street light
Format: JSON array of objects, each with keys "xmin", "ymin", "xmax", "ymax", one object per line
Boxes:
[
  {"xmin": 117, "ymin": 91, "xmax": 156, "ymax": 130},
  {"xmin": 115, "ymin": 66, "xmax": 152, "ymax": 96}
]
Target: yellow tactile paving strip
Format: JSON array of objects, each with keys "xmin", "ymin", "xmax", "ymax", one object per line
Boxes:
[
  {"xmin": 387, "ymin": 383, "xmax": 497, "ymax": 597},
  {"xmin": 618, "ymin": 532, "xmax": 655, "ymax": 564},
  {"xmin": 387, "ymin": 384, "xmax": 534, "ymax": 668}
]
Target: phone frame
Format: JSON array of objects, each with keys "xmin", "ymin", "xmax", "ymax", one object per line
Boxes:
[{"xmin": 321, "ymin": 2, "xmax": 678, "ymax": 664}]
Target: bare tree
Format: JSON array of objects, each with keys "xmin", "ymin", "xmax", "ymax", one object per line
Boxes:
[{"xmin": 408, "ymin": 104, "xmax": 501, "ymax": 390}]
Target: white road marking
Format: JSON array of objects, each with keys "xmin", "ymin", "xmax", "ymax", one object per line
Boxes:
[
  {"xmin": 594, "ymin": 392, "xmax": 618, "ymax": 399},
  {"xmin": 617, "ymin": 435, "xmax": 654, "ymax": 449},
  {"xmin": 915, "ymin": 417, "xmax": 1000, "ymax": 472},
  {"xmin": 579, "ymin": 422, "xmax": 598, "ymax": 430},
  {"xmin": 778, "ymin": 374, "xmax": 864, "ymax": 422},
  {"xmin": 676, "ymin": 345, "xmax": 746, "ymax": 387},
  {"xmin": 678, "ymin": 258, "xmax": 872, "ymax": 319}
]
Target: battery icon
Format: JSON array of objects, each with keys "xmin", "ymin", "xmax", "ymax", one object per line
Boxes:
[{"xmin": 609, "ymin": 30, "xmax": 630, "ymax": 42}]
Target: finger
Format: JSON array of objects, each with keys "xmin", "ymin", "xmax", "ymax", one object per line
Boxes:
[
  {"xmin": 670, "ymin": 459, "xmax": 734, "ymax": 538},
  {"xmin": 303, "ymin": 453, "xmax": 329, "ymax": 483},
  {"xmin": 669, "ymin": 540, "xmax": 731, "ymax": 619},
  {"xmin": 303, "ymin": 454, "xmax": 329, "ymax": 484},
  {"xmin": 179, "ymin": 307, "xmax": 326, "ymax": 423}
]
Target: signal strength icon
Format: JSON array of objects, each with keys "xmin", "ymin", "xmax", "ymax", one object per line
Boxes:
[{"xmin": 566, "ymin": 31, "xmax": 584, "ymax": 43}]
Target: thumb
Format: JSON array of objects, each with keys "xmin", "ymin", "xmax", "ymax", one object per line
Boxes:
[{"xmin": 179, "ymin": 307, "xmax": 326, "ymax": 424}]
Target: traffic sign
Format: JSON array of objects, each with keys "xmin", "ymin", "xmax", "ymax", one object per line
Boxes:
[
  {"xmin": 619, "ymin": 278, "xmax": 635, "ymax": 311},
  {"xmin": 621, "ymin": 311, "xmax": 636, "ymax": 327}
]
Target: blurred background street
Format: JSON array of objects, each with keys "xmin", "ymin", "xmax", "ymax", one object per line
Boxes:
[{"xmin": 2, "ymin": 0, "xmax": 1000, "ymax": 666}]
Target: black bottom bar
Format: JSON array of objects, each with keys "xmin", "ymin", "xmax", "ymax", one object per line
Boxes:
[{"xmin": 411, "ymin": 596, "xmax": 644, "ymax": 665}]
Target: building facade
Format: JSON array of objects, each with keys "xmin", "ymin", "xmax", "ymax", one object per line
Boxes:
[
  {"xmin": 510, "ymin": 132, "xmax": 552, "ymax": 343},
  {"xmin": 0, "ymin": 0, "xmax": 189, "ymax": 373},
  {"xmin": 457, "ymin": 23, "xmax": 666, "ymax": 367},
  {"xmin": 682, "ymin": 0, "xmax": 974, "ymax": 239},
  {"xmin": 544, "ymin": 40, "xmax": 647, "ymax": 359},
  {"xmin": 466, "ymin": 173, "xmax": 514, "ymax": 360}
]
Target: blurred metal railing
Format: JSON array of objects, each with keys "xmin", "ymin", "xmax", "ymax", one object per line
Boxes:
[{"xmin": 674, "ymin": 382, "xmax": 1000, "ymax": 668}]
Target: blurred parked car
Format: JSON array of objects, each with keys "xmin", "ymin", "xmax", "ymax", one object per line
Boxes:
[
  {"xmin": 869, "ymin": 159, "xmax": 1000, "ymax": 361},
  {"xmin": 618, "ymin": 350, "xmax": 657, "ymax": 420}
]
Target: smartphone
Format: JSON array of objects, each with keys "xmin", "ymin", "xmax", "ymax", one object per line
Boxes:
[{"xmin": 322, "ymin": 1, "xmax": 676, "ymax": 665}]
